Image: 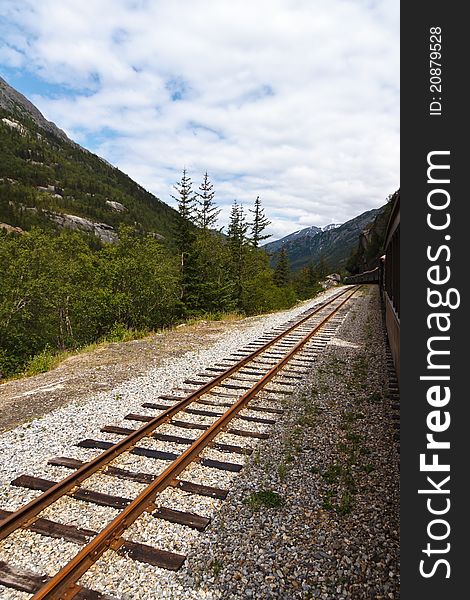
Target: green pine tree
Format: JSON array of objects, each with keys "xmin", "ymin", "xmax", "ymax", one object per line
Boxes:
[
  {"xmin": 170, "ymin": 168, "xmax": 197, "ymax": 304},
  {"xmin": 186, "ymin": 177, "xmax": 235, "ymax": 313},
  {"xmin": 249, "ymin": 196, "xmax": 271, "ymax": 247},
  {"xmin": 273, "ymin": 247, "xmax": 290, "ymax": 286},
  {"xmin": 171, "ymin": 168, "xmax": 196, "ymax": 251},
  {"xmin": 196, "ymin": 172, "xmax": 220, "ymax": 230},
  {"xmin": 315, "ymin": 255, "xmax": 329, "ymax": 280},
  {"xmin": 227, "ymin": 200, "xmax": 249, "ymax": 306}
]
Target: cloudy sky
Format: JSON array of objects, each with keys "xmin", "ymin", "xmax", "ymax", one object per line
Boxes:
[{"xmin": 0, "ymin": 0, "xmax": 399, "ymax": 240}]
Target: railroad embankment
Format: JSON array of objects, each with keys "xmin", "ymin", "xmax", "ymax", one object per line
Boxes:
[
  {"xmin": 0, "ymin": 285, "xmax": 399, "ymax": 599},
  {"xmin": 0, "ymin": 300, "xmax": 330, "ymax": 433},
  {"xmin": 176, "ymin": 285, "xmax": 400, "ymax": 599}
]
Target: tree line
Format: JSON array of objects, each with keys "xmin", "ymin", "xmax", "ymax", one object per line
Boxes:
[
  {"xmin": 0, "ymin": 169, "xmax": 326, "ymax": 377},
  {"xmin": 169, "ymin": 168, "xmax": 299, "ymax": 316}
]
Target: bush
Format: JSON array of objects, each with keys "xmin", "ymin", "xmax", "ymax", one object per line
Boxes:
[
  {"xmin": 241, "ymin": 270, "xmax": 297, "ymax": 315},
  {"xmin": 0, "ymin": 227, "xmax": 180, "ymax": 376},
  {"xmin": 22, "ymin": 347, "xmax": 62, "ymax": 377},
  {"xmin": 103, "ymin": 323, "xmax": 149, "ymax": 343}
]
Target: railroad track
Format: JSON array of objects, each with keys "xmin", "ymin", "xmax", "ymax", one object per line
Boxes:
[{"xmin": 0, "ymin": 285, "xmax": 360, "ymax": 599}]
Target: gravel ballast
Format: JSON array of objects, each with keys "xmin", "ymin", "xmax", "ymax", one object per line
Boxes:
[
  {"xmin": 0, "ymin": 286, "xmax": 399, "ymax": 599},
  {"xmin": 172, "ymin": 285, "xmax": 400, "ymax": 600}
]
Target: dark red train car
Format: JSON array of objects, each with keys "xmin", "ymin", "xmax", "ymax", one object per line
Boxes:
[
  {"xmin": 382, "ymin": 191, "xmax": 400, "ymax": 382},
  {"xmin": 343, "ymin": 191, "xmax": 400, "ymax": 382}
]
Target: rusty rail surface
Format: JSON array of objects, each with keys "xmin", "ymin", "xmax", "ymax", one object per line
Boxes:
[
  {"xmin": 0, "ymin": 286, "xmax": 353, "ymax": 544},
  {"xmin": 0, "ymin": 286, "xmax": 359, "ymax": 599},
  {"xmin": 32, "ymin": 287, "xmax": 359, "ymax": 599}
]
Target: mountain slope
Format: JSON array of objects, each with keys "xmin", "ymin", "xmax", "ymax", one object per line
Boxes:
[
  {"xmin": 0, "ymin": 77, "xmax": 72, "ymax": 142},
  {"xmin": 0, "ymin": 76, "xmax": 179, "ymax": 241},
  {"xmin": 264, "ymin": 208, "xmax": 384, "ymax": 272},
  {"xmin": 345, "ymin": 191, "xmax": 397, "ymax": 274},
  {"xmin": 264, "ymin": 223, "xmax": 342, "ymax": 255}
]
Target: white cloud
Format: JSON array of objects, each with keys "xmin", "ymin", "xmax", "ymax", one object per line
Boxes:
[{"xmin": 0, "ymin": 0, "xmax": 399, "ymax": 240}]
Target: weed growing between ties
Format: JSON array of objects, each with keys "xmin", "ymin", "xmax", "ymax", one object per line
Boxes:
[
  {"xmin": 341, "ymin": 410, "xmax": 365, "ymax": 426},
  {"xmin": 364, "ymin": 314, "xmax": 374, "ymax": 338},
  {"xmin": 351, "ymin": 356, "xmax": 368, "ymax": 386},
  {"xmin": 244, "ymin": 490, "xmax": 284, "ymax": 509},
  {"xmin": 326, "ymin": 355, "xmax": 346, "ymax": 375},
  {"xmin": 303, "ymin": 351, "xmax": 379, "ymax": 517},
  {"xmin": 278, "ymin": 462, "xmax": 288, "ymax": 481},
  {"xmin": 368, "ymin": 391, "xmax": 384, "ymax": 404},
  {"xmin": 275, "ymin": 390, "xmax": 324, "ymax": 481},
  {"xmin": 209, "ymin": 559, "xmax": 224, "ymax": 577},
  {"xmin": 319, "ymin": 406, "xmax": 374, "ymax": 515}
]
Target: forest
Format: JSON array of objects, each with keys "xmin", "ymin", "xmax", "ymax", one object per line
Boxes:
[{"xmin": 0, "ymin": 169, "xmax": 326, "ymax": 378}]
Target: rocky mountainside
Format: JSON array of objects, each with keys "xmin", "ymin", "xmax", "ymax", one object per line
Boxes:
[
  {"xmin": 264, "ymin": 223, "xmax": 342, "ymax": 255},
  {"xmin": 0, "ymin": 76, "xmax": 179, "ymax": 242},
  {"xmin": 345, "ymin": 191, "xmax": 397, "ymax": 274},
  {"xmin": 0, "ymin": 77, "xmax": 72, "ymax": 143},
  {"xmin": 264, "ymin": 208, "xmax": 383, "ymax": 272}
]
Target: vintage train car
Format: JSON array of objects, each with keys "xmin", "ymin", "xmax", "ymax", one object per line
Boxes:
[
  {"xmin": 343, "ymin": 191, "xmax": 400, "ymax": 382},
  {"xmin": 382, "ymin": 191, "xmax": 400, "ymax": 382},
  {"xmin": 342, "ymin": 266, "xmax": 380, "ymax": 285}
]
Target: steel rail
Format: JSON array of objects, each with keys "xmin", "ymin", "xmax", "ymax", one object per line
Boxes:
[
  {"xmin": 31, "ymin": 286, "xmax": 360, "ymax": 599},
  {"xmin": 0, "ymin": 287, "xmax": 353, "ymax": 543}
]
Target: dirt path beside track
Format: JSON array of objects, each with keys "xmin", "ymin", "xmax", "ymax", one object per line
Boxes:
[{"xmin": 0, "ymin": 317, "xmax": 253, "ymax": 432}]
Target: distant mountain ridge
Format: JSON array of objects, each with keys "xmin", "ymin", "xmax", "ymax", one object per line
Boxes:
[
  {"xmin": 265, "ymin": 223, "xmax": 341, "ymax": 254},
  {"xmin": 322, "ymin": 223, "xmax": 341, "ymax": 232},
  {"xmin": 263, "ymin": 208, "xmax": 384, "ymax": 272},
  {"xmin": 0, "ymin": 75, "xmax": 179, "ymax": 242}
]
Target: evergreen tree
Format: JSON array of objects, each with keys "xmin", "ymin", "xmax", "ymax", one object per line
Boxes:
[
  {"xmin": 273, "ymin": 247, "xmax": 290, "ymax": 286},
  {"xmin": 315, "ymin": 255, "xmax": 329, "ymax": 280},
  {"xmin": 187, "ymin": 232, "xmax": 236, "ymax": 314},
  {"xmin": 196, "ymin": 172, "xmax": 220, "ymax": 230},
  {"xmin": 249, "ymin": 195, "xmax": 271, "ymax": 247},
  {"xmin": 171, "ymin": 168, "xmax": 196, "ymax": 252},
  {"xmin": 292, "ymin": 261, "xmax": 322, "ymax": 300},
  {"xmin": 227, "ymin": 201, "xmax": 249, "ymax": 305},
  {"xmin": 306, "ymin": 262, "xmax": 318, "ymax": 285},
  {"xmin": 186, "ymin": 176, "xmax": 235, "ymax": 313},
  {"xmin": 170, "ymin": 168, "xmax": 197, "ymax": 304},
  {"xmin": 227, "ymin": 201, "xmax": 249, "ymax": 250}
]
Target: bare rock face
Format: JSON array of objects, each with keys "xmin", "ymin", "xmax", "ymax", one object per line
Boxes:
[
  {"xmin": 0, "ymin": 76, "xmax": 72, "ymax": 143},
  {"xmin": 0, "ymin": 222, "xmax": 24, "ymax": 234},
  {"xmin": 1, "ymin": 117, "xmax": 27, "ymax": 135},
  {"xmin": 47, "ymin": 212, "xmax": 117, "ymax": 243},
  {"xmin": 346, "ymin": 191, "xmax": 398, "ymax": 274},
  {"xmin": 321, "ymin": 273, "xmax": 342, "ymax": 288},
  {"xmin": 105, "ymin": 200, "xmax": 127, "ymax": 212}
]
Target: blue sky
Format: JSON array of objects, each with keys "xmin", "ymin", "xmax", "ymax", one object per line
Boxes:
[{"xmin": 0, "ymin": 0, "xmax": 399, "ymax": 240}]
